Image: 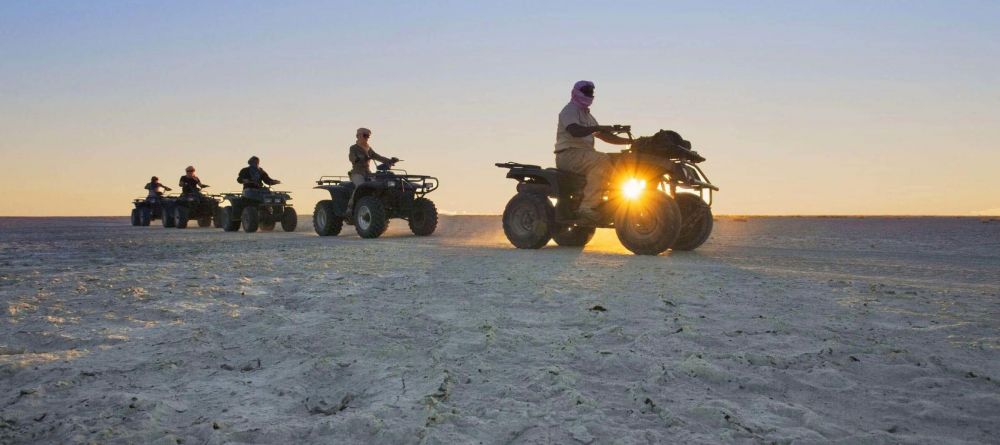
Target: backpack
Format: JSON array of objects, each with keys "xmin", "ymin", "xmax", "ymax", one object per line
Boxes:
[{"xmin": 631, "ymin": 130, "xmax": 704, "ymax": 162}]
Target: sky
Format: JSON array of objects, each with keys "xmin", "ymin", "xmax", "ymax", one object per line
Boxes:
[{"xmin": 1, "ymin": 0, "xmax": 998, "ymax": 216}]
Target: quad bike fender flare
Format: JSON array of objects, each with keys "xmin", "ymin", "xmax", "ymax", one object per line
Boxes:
[
  {"xmin": 495, "ymin": 163, "xmax": 562, "ymax": 197},
  {"xmin": 314, "ymin": 184, "xmax": 353, "ymax": 217}
]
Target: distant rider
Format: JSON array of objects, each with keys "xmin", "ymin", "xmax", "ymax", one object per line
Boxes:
[
  {"xmin": 144, "ymin": 176, "xmax": 171, "ymax": 200},
  {"xmin": 554, "ymin": 80, "xmax": 630, "ymax": 221},
  {"xmin": 179, "ymin": 166, "xmax": 209, "ymax": 195},
  {"xmin": 348, "ymin": 127, "xmax": 398, "ymax": 186},
  {"xmin": 237, "ymin": 156, "xmax": 281, "ymax": 197}
]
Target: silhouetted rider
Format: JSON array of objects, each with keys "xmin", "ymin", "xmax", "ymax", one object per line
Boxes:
[
  {"xmin": 179, "ymin": 165, "xmax": 209, "ymax": 195},
  {"xmin": 145, "ymin": 176, "xmax": 171, "ymax": 200},
  {"xmin": 554, "ymin": 80, "xmax": 630, "ymax": 221},
  {"xmin": 237, "ymin": 156, "xmax": 281, "ymax": 191}
]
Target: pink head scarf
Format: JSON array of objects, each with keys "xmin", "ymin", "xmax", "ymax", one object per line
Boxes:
[{"xmin": 571, "ymin": 80, "xmax": 595, "ymax": 109}]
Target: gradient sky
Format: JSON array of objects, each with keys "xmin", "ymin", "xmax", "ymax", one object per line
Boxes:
[{"xmin": 2, "ymin": 1, "xmax": 998, "ymax": 216}]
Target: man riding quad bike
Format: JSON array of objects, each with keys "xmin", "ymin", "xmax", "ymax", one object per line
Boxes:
[
  {"xmin": 168, "ymin": 165, "xmax": 220, "ymax": 229},
  {"xmin": 131, "ymin": 176, "xmax": 175, "ymax": 226},
  {"xmin": 496, "ymin": 126, "xmax": 717, "ymax": 255},
  {"xmin": 312, "ymin": 159, "xmax": 439, "ymax": 238},
  {"xmin": 218, "ymin": 156, "xmax": 297, "ymax": 233},
  {"xmin": 495, "ymin": 80, "xmax": 716, "ymax": 255}
]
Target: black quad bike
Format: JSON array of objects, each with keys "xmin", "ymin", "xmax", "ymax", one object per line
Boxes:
[
  {"xmin": 495, "ymin": 126, "xmax": 718, "ymax": 255},
  {"xmin": 217, "ymin": 188, "xmax": 297, "ymax": 233},
  {"xmin": 130, "ymin": 195, "xmax": 177, "ymax": 227},
  {"xmin": 168, "ymin": 190, "xmax": 222, "ymax": 229},
  {"xmin": 312, "ymin": 160, "xmax": 439, "ymax": 238}
]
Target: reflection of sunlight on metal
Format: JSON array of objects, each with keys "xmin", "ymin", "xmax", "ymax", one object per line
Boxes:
[
  {"xmin": 622, "ymin": 179, "xmax": 646, "ymax": 200},
  {"xmin": 0, "ymin": 349, "xmax": 89, "ymax": 369}
]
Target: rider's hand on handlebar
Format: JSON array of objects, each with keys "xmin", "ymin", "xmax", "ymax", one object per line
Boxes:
[
  {"xmin": 272, "ymin": 180, "xmax": 281, "ymax": 185},
  {"xmin": 390, "ymin": 157, "xmax": 399, "ymax": 163}
]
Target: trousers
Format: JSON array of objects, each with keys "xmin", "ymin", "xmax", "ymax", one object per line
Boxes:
[{"xmin": 556, "ymin": 149, "xmax": 611, "ymax": 209}]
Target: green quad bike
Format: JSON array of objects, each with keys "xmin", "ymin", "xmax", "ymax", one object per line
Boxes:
[
  {"xmin": 168, "ymin": 190, "xmax": 222, "ymax": 229},
  {"xmin": 217, "ymin": 187, "xmax": 297, "ymax": 233},
  {"xmin": 495, "ymin": 126, "xmax": 718, "ymax": 255},
  {"xmin": 130, "ymin": 195, "xmax": 177, "ymax": 227},
  {"xmin": 312, "ymin": 160, "xmax": 439, "ymax": 238}
]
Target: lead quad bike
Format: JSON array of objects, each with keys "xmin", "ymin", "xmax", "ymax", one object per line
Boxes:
[
  {"xmin": 217, "ymin": 187, "xmax": 297, "ymax": 233},
  {"xmin": 495, "ymin": 126, "xmax": 718, "ymax": 255},
  {"xmin": 168, "ymin": 189, "xmax": 222, "ymax": 229},
  {"xmin": 130, "ymin": 195, "xmax": 177, "ymax": 227},
  {"xmin": 312, "ymin": 160, "xmax": 439, "ymax": 238}
]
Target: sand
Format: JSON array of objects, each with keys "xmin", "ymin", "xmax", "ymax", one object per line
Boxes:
[{"xmin": 1, "ymin": 216, "xmax": 998, "ymax": 444}]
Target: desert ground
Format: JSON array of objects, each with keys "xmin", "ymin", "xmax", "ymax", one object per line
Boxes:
[{"xmin": 1, "ymin": 215, "xmax": 998, "ymax": 444}]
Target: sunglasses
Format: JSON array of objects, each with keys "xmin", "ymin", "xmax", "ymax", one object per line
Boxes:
[{"xmin": 361, "ymin": 133, "xmax": 371, "ymax": 138}]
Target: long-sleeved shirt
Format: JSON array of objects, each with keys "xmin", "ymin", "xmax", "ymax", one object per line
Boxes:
[
  {"xmin": 237, "ymin": 166, "xmax": 278, "ymax": 190},
  {"xmin": 179, "ymin": 175, "xmax": 205, "ymax": 194},
  {"xmin": 348, "ymin": 144, "xmax": 391, "ymax": 176}
]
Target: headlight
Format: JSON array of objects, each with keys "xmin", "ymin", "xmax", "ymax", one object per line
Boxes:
[
  {"xmin": 387, "ymin": 180, "xmax": 397, "ymax": 188},
  {"xmin": 622, "ymin": 179, "xmax": 646, "ymax": 200}
]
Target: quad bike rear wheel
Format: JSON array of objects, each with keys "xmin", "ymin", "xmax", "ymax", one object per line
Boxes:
[
  {"xmin": 281, "ymin": 207, "xmax": 298, "ymax": 232},
  {"xmin": 131, "ymin": 209, "xmax": 141, "ymax": 226},
  {"xmin": 197, "ymin": 215, "xmax": 212, "ymax": 228},
  {"xmin": 614, "ymin": 192, "xmax": 681, "ymax": 255},
  {"xmin": 213, "ymin": 207, "xmax": 225, "ymax": 228},
  {"xmin": 408, "ymin": 197, "xmax": 438, "ymax": 236},
  {"xmin": 174, "ymin": 206, "xmax": 189, "ymax": 229},
  {"xmin": 241, "ymin": 207, "xmax": 260, "ymax": 233},
  {"xmin": 672, "ymin": 193, "xmax": 713, "ymax": 251},
  {"xmin": 313, "ymin": 200, "xmax": 343, "ymax": 236},
  {"xmin": 552, "ymin": 225, "xmax": 596, "ymax": 247},
  {"xmin": 502, "ymin": 192, "xmax": 555, "ymax": 249},
  {"xmin": 355, "ymin": 196, "xmax": 388, "ymax": 238},
  {"xmin": 140, "ymin": 208, "xmax": 151, "ymax": 226},
  {"xmin": 221, "ymin": 207, "xmax": 240, "ymax": 232}
]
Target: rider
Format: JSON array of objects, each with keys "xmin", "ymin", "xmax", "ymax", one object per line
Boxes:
[
  {"xmin": 144, "ymin": 176, "xmax": 171, "ymax": 199},
  {"xmin": 179, "ymin": 166, "xmax": 209, "ymax": 195},
  {"xmin": 237, "ymin": 156, "xmax": 281, "ymax": 196},
  {"xmin": 348, "ymin": 127, "xmax": 398, "ymax": 186},
  {"xmin": 554, "ymin": 80, "xmax": 631, "ymax": 221}
]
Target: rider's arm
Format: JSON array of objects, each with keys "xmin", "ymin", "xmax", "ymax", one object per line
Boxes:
[
  {"xmin": 369, "ymin": 148, "xmax": 392, "ymax": 164},
  {"xmin": 260, "ymin": 169, "xmax": 280, "ymax": 185},
  {"xmin": 565, "ymin": 124, "xmax": 604, "ymax": 138},
  {"xmin": 237, "ymin": 168, "xmax": 250, "ymax": 184}
]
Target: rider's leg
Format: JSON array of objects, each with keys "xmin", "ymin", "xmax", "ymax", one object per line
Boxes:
[{"xmin": 557, "ymin": 149, "xmax": 611, "ymax": 210}]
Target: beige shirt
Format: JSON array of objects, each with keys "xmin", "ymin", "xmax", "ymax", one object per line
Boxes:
[{"xmin": 554, "ymin": 102, "xmax": 599, "ymax": 153}]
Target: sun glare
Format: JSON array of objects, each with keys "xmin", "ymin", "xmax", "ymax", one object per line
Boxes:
[{"xmin": 622, "ymin": 179, "xmax": 646, "ymax": 200}]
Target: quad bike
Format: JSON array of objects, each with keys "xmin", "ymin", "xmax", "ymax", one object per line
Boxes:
[
  {"xmin": 312, "ymin": 160, "xmax": 439, "ymax": 238},
  {"xmin": 168, "ymin": 188, "xmax": 222, "ymax": 229},
  {"xmin": 495, "ymin": 126, "xmax": 717, "ymax": 255},
  {"xmin": 130, "ymin": 195, "xmax": 177, "ymax": 227},
  {"xmin": 217, "ymin": 187, "xmax": 297, "ymax": 233}
]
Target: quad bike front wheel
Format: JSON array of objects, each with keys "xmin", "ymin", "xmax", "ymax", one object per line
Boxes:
[
  {"xmin": 672, "ymin": 193, "xmax": 713, "ymax": 251},
  {"xmin": 140, "ymin": 208, "xmax": 151, "ymax": 226},
  {"xmin": 355, "ymin": 196, "xmax": 389, "ymax": 238},
  {"xmin": 281, "ymin": 207, "xmax": 298, "ymax": 232},
  {"xmin": 313, "ymin": 200, "xmax": 343, "ymax": 236},
  {"xmin": 502, "ymin": 192, "xmax": 555, "ymax": 249},
  {"xmin": 241, "ymin": 207, "xmax": 260, "ymax": 233},
  {"xmin": 174, "ymin": 206, "xmax": 190, "ymax": 229},
  {"xmin": 614, "ymin": 192, "xmax": 682, "ymax": 255},
  {"xmin": 221, "ymin": 207, "xmax": 240, "ymax": 232},
  {"xmin": 161, "ymin": 207, "xmax": 176, "ymax": 228},
  {"xmin": 408, "ymin": 197, "xmax": 438, "ymax": 236},
  {"xmin": 552, "ymin": 225, "xmax": 596, "ymax": 247},
  {"xmin": 131, "ymin": 209, "xmax": 141, "ymax": 226}
]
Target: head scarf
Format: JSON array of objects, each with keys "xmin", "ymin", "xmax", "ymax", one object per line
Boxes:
[{"xmin": 571, "ymin": 80, "xmax": 595, "ymax": 109}]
